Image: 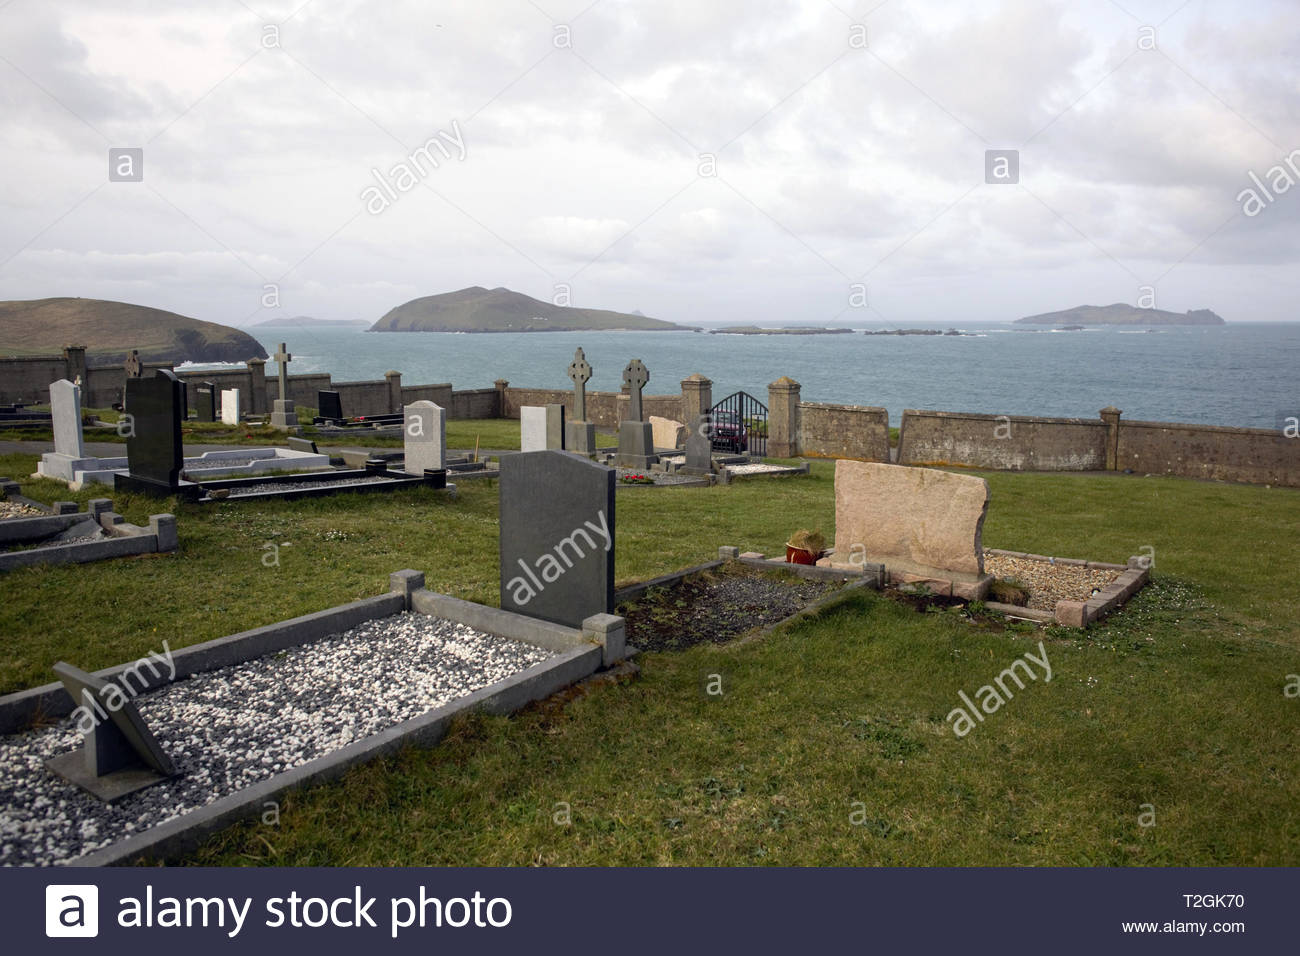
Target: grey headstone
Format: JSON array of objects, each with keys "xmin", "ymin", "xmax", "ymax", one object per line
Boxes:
[
  {"xmin": 273, "ymin": 342, "xmax": 292, "ymax": 402},
  {"xmin": 499, "ymin": 450, "xmax": 614, "ymax": 628},
  {"xmin": 119, "ymin": 369, "xmax": 185, "ymax": 494},
  {"xmin": 684, "ymin": 413, "xmax": 713, "ymax": 473},
  {"xmin": 545, "ymin": 403, "xmax": 565, "ymax": 450},
  {"xmin": 220, "ymin": 388, "xmax": 241, "ymax": 425},
  {"xmin": 44, "ymin": 661, "xmax": 177, "ymax": 802},
  {"xmin": 318, "ymin": 389, "xmax": 343, "ymax": 421},
  {"xmin": 270, "ymin": 398, "xmax": 299, "ymax": 431},
  {"xmin": 49, "ymin": 379, "xmax": 85, "ymax": 459},
  {"xmin": 567, "ymin": 347, "xmax": 592, "ymax": 422},
  {"xmin": 124, "ymin": 350, "xmax": 142, "ymax": 379},
  {"xmin": 520, "ymin": 406, "xmax": 548, "ymax": 452},
  {"xmin": 622, "ymin": 358, "xmax": 649, "ymax": 422},
  {"xmin": 195, "ymin": 382, "xmax": 216, "ymax": 422},
  {"xmin": 404, "ymin": 400, "xmax": 446, "ymax": 474},
  {"xmin": 567, "ymin": 420, "xmax": 596, "ymax": 455},
  {"xmin": 617, "ymin": 421, "xmax": 657, "ymax": 469}
]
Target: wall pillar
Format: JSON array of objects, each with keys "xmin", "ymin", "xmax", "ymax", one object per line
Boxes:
[
  {"xmin": 247, "ymin": 358, "xmax": 268, "ymax": 415},
  {"xmin": 385, "ymin": 370, "xmax": 402, "ymax": 413},
  {"xmin": 1100, "ymin": 406, "xmax": 1122, "ymax": 470},
  {"xmin": 494, "ymin": 379, "xmax": 510, "ymax": 418},
  {"xmin": 681, "ymin": 373, "xmax": 712, "ymax": 423},
  {"xmin": 768, "ymin": 377, "xmax": 802, "ymax": 458}
]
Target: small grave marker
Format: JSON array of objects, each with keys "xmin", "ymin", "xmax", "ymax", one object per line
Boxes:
[{"xmin": 404, "ymin": 400, "xmax": 446, "ymax": 475}]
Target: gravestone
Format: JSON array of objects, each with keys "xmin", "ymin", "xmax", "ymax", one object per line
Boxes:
[
  {"xmin": 220, "ymin": 388, "xmax": 242, "ymax": 425},
  {"xmin": 650, "ymin": 415, "xmax": 686, "ymax": 450},
  {"xmin": 565, "ymin": 347, "xmax": 596, "ymax": 454},
  {"xmin": 617, "ymin": 358, "xmax": 657, "ymax": 468},
  {"xmin": 318, "ymin": 389, "xmax": 343, "ymax": 421},
  {"xmin": 819, "ymin": 461, "xmax": 993, "ymax": 599},
  {"xmin": 115, "ymin": 369, "xmax": 199, "ymax": 499},
  {"xmin": 269, "ymin": 342, "xmax": 299, "ymax": 431},
  {"xmin": 124, "ymin": 349, "xmax": 142, "ymax": 379},
  {"xmin": 404, "ymin": 400, "xmax": 446, "ymax": 475},
  {"xmin": 36, "ymin": 379, "xmax": 92, "ymax": 482},
  {"xmin": 44, "ymin": 661, "xmax": 178, "ymax": 802},
  {"xmin": 520, "ymin": 406, "xmax": 548, "ymax": 452},
  {"xmin": 545, "ymin": 404, "xmax": 566, "ymax": 450},
  {"xmin": 195, "ymin": 382, "xmax": 216, "ymax": 422},
  {"xmin": 499, "ymin": 450, "xmax": 615, "ymax": 628},
  {"xmin": 682, "ymin": 413, "xmax": 714, "ymax": 474}
]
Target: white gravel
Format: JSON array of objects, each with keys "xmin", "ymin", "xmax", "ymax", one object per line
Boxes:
[
  {"xmin": 726, "ymin": 463, "xmax": 797, "ymax": 475},
  {"xmin": 0, "ymin": 612, "xmax": 553, "ymax": 866}
]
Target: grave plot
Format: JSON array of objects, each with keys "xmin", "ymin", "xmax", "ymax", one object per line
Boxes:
[
  {"xmin": 0, "ymin": 490, "xmax": 177, "ymax": 573},
  {"xmin": 614, "ymin": 550, "xmax": 873, "ymax": 653},
  {"xmin": 0, "ymin": 570, "xmax": 624, "ymax": 866},
  {"xmin": 196, "ymin": 460, "xmax": 451, "ymax": 503}
]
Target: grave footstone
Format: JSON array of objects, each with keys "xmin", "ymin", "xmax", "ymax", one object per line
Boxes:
[
  {"xmin": 404, "ymin": 400, "xmax": 446, "ymax": 475},
  {"xmin": 565, "ymin": 348, "xmax": 596, "ymax": 454},
  {"xmin": 36, "ymin": 379, "xmax": 91, "ymax": 482},
  {"xmin": 115, "ymin": 369, "xmax": 199, "ymax": 499},
  {"xmin": 195, "ymin": 382, "xmax": 216, "ymax": 422},
  {"xmin": 318, "ymin": 389, "xmax": 343, "ymax": 422},
  {"xmin": 499, "ymin": 450, "xmax": 615, "ymax": 628},
  {"xmin": 617, "ymin": 358, "xmax": 657, "ymax": 469},
  {"xmin": 269, "ymin": 342, "xmax": 299, "ymax": 431},
  {"xmin": 220, "ymin": 388, "xmax": 242, "ymax": 425},
  {"xmin": 520, "ymin": 406, "xmax": 548, "ymax": 452},
  {"xmin": 44, "ymin": 662, "xmax": 178, "ymax": 802}
]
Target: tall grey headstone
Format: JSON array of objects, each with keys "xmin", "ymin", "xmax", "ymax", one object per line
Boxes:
[
  {"xmin": 116, "ymin": 368, "xmax": 199, "ymax": 498},
  {"xmin": 270, "ymin": 342, "xmax": 298, "ymax": 431},
  {"xmin": 404, "ymin": 400, "xmax": 446, "ymax": 475},
  {"xmin": 36, "ymin": 379, "xmax": 92, "ymax": 482},
  {"xmin": 520, "ymin": 406, "xmax": 548, "ymax": 452},
  {"xmin": 683, "ymin": 413, "xmax": 714, "ymax": 474},
  {"xmin": 500, "ymin": 450, "xmax": 615, "ymax": 628},
  {"xmin": 44, "ymin": 661, "xmax": 178, "ymax": 802},
  {"xmin": 566, "ymin": 348, "xmax": 596, "ymax": 455},
  {"xmin": 622, "ymin": 358, "xmax": 649, "ymax": 422},
  {"xmin": 545, "ymin": 404, "xmax": 565, "ymax": 450},
  {"xmin": 617, "ymin": 358, "xmax": 657, "ymax": 468},
  {"xmin": 220, "ymin": 388, "xmax": 241, "ymax": 425}
]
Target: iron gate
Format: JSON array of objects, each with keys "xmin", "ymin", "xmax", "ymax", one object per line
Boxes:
[{"xmin": 708, "ymin": 391, "xmax": 767, "ymax": 458}]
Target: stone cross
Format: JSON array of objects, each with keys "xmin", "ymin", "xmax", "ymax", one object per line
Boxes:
[
  {"xmin": 273, "ymin": 342, "xmax": 292, "ymax": 402},
  {"xmin": 622, "ymin": 358, "xmax": 649, "ymax": 422},
  {"xmin": 124, "ymin": 349, "xmax": 142, "ymax": 378},
  {"xmin": 567, "ymin": 347, "xmax": 592, "ymax": 421}
]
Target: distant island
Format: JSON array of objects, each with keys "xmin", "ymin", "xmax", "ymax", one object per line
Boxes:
[
  {"xmin": 710, "ymin": 326, "xmax": 855, "ymax": 336},
  {"xmin": 252, "ymin": 315, "xmax": 370, "ymax": 329},
  {"xmin": 370, "ymin": 286, "xmax": 692, "ymax": 333},
  {"xmin": 0, "ymin": 297, "xmax": 267, "ymax": 364},
  {"xmin": 864, "ymin": 328, "xmax": 970, "ymax": 336},
  {"xmin": 1016, "ymin": 304, "xmax": 1226, "ymax": 326}
]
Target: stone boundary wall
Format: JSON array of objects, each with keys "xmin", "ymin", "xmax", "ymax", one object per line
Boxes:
[
  {"xmin": 449, "ymin": 387, "xmax": 499, "ymax": 419},
  {"xmin": 800, "ymin": 402, "xmax": 890, "ymax": 461},
  {"xmin": 897, "ymin": 409, "xmax": 1107, "ymax": 472},
  {"xmin": 502, "ymin": 387, "xmax": 684, "ymax": 428},
  {"xmin": 0, "ymin": 356, "xmax": 68, "ymax": 404},
  {"xmin": 1118, "ymin": 418, "xmax": 1297, "ymax": 486}
]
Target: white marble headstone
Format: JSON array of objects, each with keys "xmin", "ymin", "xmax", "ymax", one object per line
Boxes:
[
  {"xmin": 520, "ymin": 406, "xmax": 548, "ymax": 453},
  {"xmin": 49, "ymin": 379, "xmax": 84, "ymax": 458},
  {"xmin": 220, "ymin": 389, "xmax": 241, "ymax": 425},
  {"xmin": 403, "ymin": 400, "xmax": 446, "ymax": 474}
]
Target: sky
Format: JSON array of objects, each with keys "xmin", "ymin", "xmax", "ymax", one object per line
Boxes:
[{"xmin": 1, "ymin": 0, "xmax": 1297, "ymax": 328}]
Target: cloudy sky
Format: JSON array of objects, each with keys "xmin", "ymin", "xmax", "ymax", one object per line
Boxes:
[{"xmin": 1, "ymin": 0, "xmax": 1297, "ymax": 328}]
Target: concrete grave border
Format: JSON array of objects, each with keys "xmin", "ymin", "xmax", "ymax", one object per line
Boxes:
[
  {"xmin": 0, "ymin": 492, "xmax": 177, "ymax": 574},
  {"xmin": 0, "ymin": 570, "xmax": 622, "ymax": 865},
  {"xmin": 981, "ymin": 548, "xmax": 1151, "ymax": 628}
]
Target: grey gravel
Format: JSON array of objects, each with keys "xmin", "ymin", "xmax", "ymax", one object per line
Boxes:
[
  {"xmin": 220, "ymin": 475, "xmax": 395, "ymax": 497},
  {"xmin": 0, "ymin": 612, "xmax": 552, "ymax": 866}
]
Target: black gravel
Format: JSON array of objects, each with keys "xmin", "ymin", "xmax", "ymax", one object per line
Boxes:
[{"xmin": 618, "ymin": 563, "xmax": 844, "ymax": 652}]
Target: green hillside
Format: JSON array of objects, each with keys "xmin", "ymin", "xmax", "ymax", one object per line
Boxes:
[
  {"xmin": 1016, "ymin": 304, "xmax": 1226, "ymax": 326},
  {"xmin": 370, "ymin": 286, "xmax": 689, "ymax": 332}
]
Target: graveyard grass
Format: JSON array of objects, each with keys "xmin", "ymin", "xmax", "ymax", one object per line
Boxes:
[{"xmin": 2, "ymin": 450, "xmax": 1298, "ymax": 866}]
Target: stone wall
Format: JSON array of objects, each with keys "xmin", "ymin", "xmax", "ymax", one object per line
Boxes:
[
  {"xmin": 800, "ymin": 402, "xmax": 890, "ymax": 461},
  {"xmin": 333, "ymin": 379, "xmax": 394, "ymax": 416},
  {"xmin": 898, "ymin": 409, "xmax": 1107, "ymax": 472},
  {"xmin": 502, "ymin": 387, "xmax": 683, "ymax": 428},
  {"xmin": 449, "ymin": 388, "xmax": 500, "ymax": 419},
  {"xmin": 1118, "ymin": 419, "xmax": 1298, "ymax": 486},
  {"xmin": 0, "ymin": 356, "xmax": 68, "ymax": 404}
]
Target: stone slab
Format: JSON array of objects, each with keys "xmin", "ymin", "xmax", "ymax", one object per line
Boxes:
[
  {"xmin": 403, "ymin": 400, "xmax": 446, "ymax": 475},
  {"xmin": 50, "ymin": 379, "xmax": 84, "ymax": 458},
  {"xmin": 650, "ymin": 415, "xmax": 686, "ymax": 450},
  {"xmin": 520, "ymin": 406, "xmax": 548, "ymax": 453},
  {"xmin": 270, "ymin": 398, "xmax": 299, "ymax": 431},
  {"xmin": 566, "ymin": 420, "xmax": 596, "ymax": 455},
  {"xmin": 545, "ymin": 403, "xmax": 566, "ymax": 450},
  {"xmin": 220, "ymin": 388, "xmax": 241, "ymax": 425},
  {"xmin": 827, "ymin": 461, "xmax": 990, "ymax": 582},
  {"xmin": 499, "ymin": 450, "xmax": 615, "ymax": 629},
  {"xmin": 616, "ymin": 421, "xmax": 658, "ymax": 469}
]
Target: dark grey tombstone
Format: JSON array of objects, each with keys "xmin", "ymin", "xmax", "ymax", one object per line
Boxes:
[
  {"xmin": 287, "ymin": 436, "xmax": 318, "ymax": 454},
  {"xmin": 499, "ymin": 450, "xmax": 614, "ymax": 629},
  {"xmin": 115, "ymin": 369, "xmax": 199, "ymax": 499},
  {"xmin": 44, "ymin": 662, "xmax": 178, "ymax": 802},
  {"xmin": 195, "ymin": 382, "xmax": 216, "ymax": 422},
  {"xmin": 318, "ymin": 389, "xmax": 344, "ymax": 421},
  {"xmin": 683, "ymin": 414, "xmax": 714, "ymax": 474}
]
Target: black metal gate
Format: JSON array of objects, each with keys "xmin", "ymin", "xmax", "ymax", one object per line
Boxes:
[{"xmin": 708, "ymin": 391, "xmax": 767, "ymax": 458}]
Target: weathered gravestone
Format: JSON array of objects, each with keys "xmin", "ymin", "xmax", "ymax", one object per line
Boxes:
[
  {"xmin": 617, "ymin": 358, "xmax": 657, "ymax": 468},
  {"xmin": 115, "ymin": 369, "xmax": 199, "ymax": 499},
  {"xmin": 124, "ymin": 349, "xmax": 142, "ymax": 379},
  {"xmin": 819, "ymin": 461, "xmax": 993, "ymax": 599},
  {"xmin": 404, "ymin": 400, "xmax": 446, "ymax": 476},
  {"xmin": 317, "ymin": 389, "xmax": 344, "ymax": 422},
  {"xmin": 499, "ymin": 451, "xmax": 614, "ymax": 628},
  {"xmin": 36, "ymin": 379, "xmax": 90, "ymax": 482},
  {"xmin": 565, "ymin": 347, "xmax": 596, "ymax": 454},
  {"xmin": 220, "ymin": 388, "xmax": 242, "ymax": 425},
  {"xmin": 650, "ymin": 415, "xmax": 686, "ymax": 450},
  {"xmin": 44, "ymin": 661, "xmax": 178, "ymax": 802},
  {"xmin": 269, "ymin": 342, "xmax": 298, "ymax": 431},
  {"xmin": 681, "ymin": 413, "xmax": 714, "ymax": 475},
  {"xmin": 195, "ymin": 382, "xmax": 216, "ymax": 422}
]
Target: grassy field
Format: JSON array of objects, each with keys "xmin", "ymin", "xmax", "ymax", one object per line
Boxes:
[{"xmin": 1, "ymin": 449, "xmax": 1297, "ymax": 866}]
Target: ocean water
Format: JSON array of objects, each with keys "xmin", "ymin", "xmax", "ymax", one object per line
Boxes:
[{"xmin": 192, "ymin": 323, "xmax": 1300, "ymax": 429}]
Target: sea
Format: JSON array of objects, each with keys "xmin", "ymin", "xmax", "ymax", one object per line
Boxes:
[{"xmin": 182, "ymin": 323, "xmax": 1300, "ymax": 430}]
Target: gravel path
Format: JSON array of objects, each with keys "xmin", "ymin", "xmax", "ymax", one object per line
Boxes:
[
  {"xmin": 983, "ymin": 552, "xmax": 1120, "ymax": 610},
  {"xmin": 0, "ymin": 502, "xmax": 44, "ymax": 520},
  {"xmin": 0, "ymin": 612, "xmax": 552, "ymax": 866}
]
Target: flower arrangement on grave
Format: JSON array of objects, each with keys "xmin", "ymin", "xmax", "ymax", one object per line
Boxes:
[
  {"xmin": 785, "ymin": 529, "xmax": 826, "ymax": 564},
  {"xmin": 621, "ymin": 473, "xmax": 654, "ymax": 485}
]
